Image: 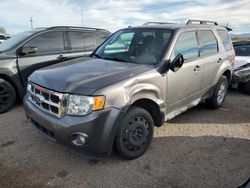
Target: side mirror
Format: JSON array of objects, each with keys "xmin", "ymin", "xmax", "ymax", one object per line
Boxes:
[
  {"xmin": 169, "ymin": 54, "xmax": 184, "ymax": 72},
  {"xmin": 17, "ymin": 46, "xmax": 38, "ymax": 56}
]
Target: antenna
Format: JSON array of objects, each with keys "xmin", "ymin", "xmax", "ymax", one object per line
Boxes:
[{"xmin": 30, "ymin": 17, "xmax": 34, "ymax": 30}]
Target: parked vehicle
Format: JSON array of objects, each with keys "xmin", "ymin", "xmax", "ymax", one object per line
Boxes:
[
  {"xmin": 24, "ymin": 20, "xmax": 234, "ymax": 160},
  {"xmin": 0, "ymin": 33, "xmax": 6, "ymax": 43},
  {"xmin": 231, "ymin": 41, "xmax": 250, "ymax": 95},
  {"xmin": 0, "ymin": 26, "xmax": 110, "ymax": 113}
]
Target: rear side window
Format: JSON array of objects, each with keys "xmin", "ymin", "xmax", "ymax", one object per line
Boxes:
[
  {"xmin": 24, "ymin": 31, "xmax": 64, "ymax": 54},
  {"xmin": 199, "ymin": 30, "xmax": 218, "ymax": 56},
  {"xmin": 217, "ymin": 30, "xmax": 232, "ymax": 51},
  {"xmin": 95, "ymin": 32, "xmax": 109, "ymax": 46},
  {"xmin": 84, "ymin": 32, "xmax": 96, "ymax": 51},
  {"xmin": 172, "ymin": 31, "xmax": 199, "ymax": 61},
  {"xmin": 69, "ymin": 32, "xmax": 85, "ymax": 50},
  {"xmin": 69, "ymin": 31, "xmax": 96, "ymax": 52}
]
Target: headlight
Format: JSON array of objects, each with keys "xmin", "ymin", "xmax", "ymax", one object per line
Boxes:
[
  {"xmin": 27, "ymin": 83, "xmax": 31, "ymax": 92},
  {"xmin": 66, "ymin": 95, "xmax": 105, "ymax": 116}
]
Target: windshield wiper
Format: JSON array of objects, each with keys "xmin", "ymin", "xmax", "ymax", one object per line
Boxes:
[{"xmin": 103, "ymin": 57, "xmax": 129, "ymax": 62}]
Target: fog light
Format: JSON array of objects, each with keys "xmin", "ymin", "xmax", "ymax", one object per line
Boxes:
[{"xmin": 71, "ymin": 133, "xmax": 88, "ymax": 146}]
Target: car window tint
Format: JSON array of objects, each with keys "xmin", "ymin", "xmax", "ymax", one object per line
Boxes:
[
  {"xmin": 199, "ymin": 30, "xmax": 218, "ymax": 56},
  {"xmin": 173, "ymin": 31, "xmax": 199, "ymax": 61},
  {"xmin": 69, "ymin": 32, "xmax": 85, "ymax": 50},
  {"xmin": 84, "ymin": 32, "xmax": 95, "ymax": 51},
  {"xmin": 95, "ymin": 32, "xmax": 109, "ymax": 46},
  {"xmin": 217, "ymin": 29, "xmax": 232, "ymax": 51},
  {"xmin": 24, "ymin": 31, "xmax": 64, "ymax": 54},
  {"xmin": 234, "ymin": 45, "xmax": 250, "ymax": 56},
  {"xmin": 104, "ymin": 32, "xmax": 134, "ymax": 54}
]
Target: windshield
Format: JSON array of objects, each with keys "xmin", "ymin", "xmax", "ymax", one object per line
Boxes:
[
  {"xmin": 94, "ymin": 28, "xmax": 173, "ymax": 64},
  {"xmin": 234, "ymin": 44, "xmax": 250, "ymax": 56},
  {"xmin": 0, "ymin": 31, "xmax": 34, "ymax": 52}
]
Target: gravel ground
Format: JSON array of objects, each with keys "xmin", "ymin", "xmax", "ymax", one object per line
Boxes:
[{"xmin": 0, "ymin": 91, "xmax": 249, "ymax": 188}]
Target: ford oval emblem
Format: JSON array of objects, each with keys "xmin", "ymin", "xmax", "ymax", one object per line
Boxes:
[{"xmin": 35, "ymin": 94, "xmax": 45, "ymax": 104}]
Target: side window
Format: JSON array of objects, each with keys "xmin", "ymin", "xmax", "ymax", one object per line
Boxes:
[
  {"xmin": 172, "ymin": 31, "xmax": 199, "ymax": 61},
  {"xmin": 199, "ymin": 30, "xmax": 218, "ymax": 56},
  {"xmin": 95, "ymin": 32, "xmax": 109, "ymax": 46},
  {"xmin": 69, "ymin": 32, "xmax": 85, "ymax": 51},
  {"xmin": 217, "ymin": 29, "xmax": 232, "ymax": 51},
  {"xmin": 24, "ymin": 31, "xmax": 64, "ymax": 54},
  {"xmin": 84, "ymin": 32, "xmax": 95, "ymax": 51}
]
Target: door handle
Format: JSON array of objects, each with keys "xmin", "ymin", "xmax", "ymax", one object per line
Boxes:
[
  {"xmin": 194, "ymin": 65, "xmax": 201, "ymax": 72},
  {"xmin": 57, "ymin": 55, "xmax": 67, "ymax": 60},
  {"xmin": 217, "ymin": 58, "xmax": 223, "ymax": 63}
]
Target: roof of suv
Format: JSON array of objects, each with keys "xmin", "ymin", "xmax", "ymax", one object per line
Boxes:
[{"xmin": 33, "ymin": 26, "xmax": 110, "ymax": 33}]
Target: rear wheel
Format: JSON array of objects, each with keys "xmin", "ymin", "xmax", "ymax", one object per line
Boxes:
[
  {"xmin": 0, "ymin": 78, "xmax": 16, "ymax": 113},
  {"xmin": 207, "ymin": 76, "xmax": 228, "ymax": 109},
  {"xmin": 115, "ymin": 107, "xmax": 154, "ymax": 160}
]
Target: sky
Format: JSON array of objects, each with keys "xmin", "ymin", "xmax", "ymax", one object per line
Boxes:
[{"xmin": 1, "ymin": 0, "xmax": 250, "ymax": 35}]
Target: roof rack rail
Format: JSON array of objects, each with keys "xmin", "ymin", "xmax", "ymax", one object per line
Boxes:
[
  {"xmin": 143, "ymin": 22, "xmax": 177, "ymax": 26},
  {"xmin": 45, "ymin": 26, "xmax": 109, "ymax": 32},
  {"xmin": 186, "ymin": 20, "xmax": 218, "ymax": 26}
]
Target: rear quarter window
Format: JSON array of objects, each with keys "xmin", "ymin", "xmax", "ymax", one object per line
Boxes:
[{"xmin": 217, "ymin": 29, "xmax": 232, "ymax": 51}]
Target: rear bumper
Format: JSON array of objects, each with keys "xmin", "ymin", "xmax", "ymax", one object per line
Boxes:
[{"xmin": 23, "ymin": 95, "xmax": 124, "ymax": 158}]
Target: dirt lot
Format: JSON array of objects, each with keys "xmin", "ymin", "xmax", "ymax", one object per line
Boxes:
[{"xmin": 0, "ymin": 91, "xmax": 249, "ymax": 188}]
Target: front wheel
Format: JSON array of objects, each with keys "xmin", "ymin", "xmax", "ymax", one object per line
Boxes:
[
  {"xmin": 115, "ymin": 107, "xmax": 154, "ymax": 160},
  {"xmin": 0, "ymin": 78, "xmax": 16, "ymax": 113},
  {"xmin": 206, "ymin": 76, "xmax": 228, "ymax": 109}
]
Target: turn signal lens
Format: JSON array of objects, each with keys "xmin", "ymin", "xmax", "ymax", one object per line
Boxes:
[{"xmin": 93, "ymin": 96, "xmax": 105, "ymax": 110}]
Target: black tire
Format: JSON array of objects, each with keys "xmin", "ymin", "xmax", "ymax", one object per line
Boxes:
[
  {"xmin": 238, "ymin": 81, "xmax": 250, "ymax": 95},
  {"xmin": 115, "ymin": 107, "xmax": 154, "ymax": 160},
  {"xmin": 0, "ymin": 78, "xmax": 16, "ymax": 113},
  {"xmin": 207, "ymin": 76, "xmax": 228, "ymax": 109}
]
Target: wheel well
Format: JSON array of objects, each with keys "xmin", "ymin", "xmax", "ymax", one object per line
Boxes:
[
  {"xmin": 0, "ymin": 74, "xmax": 19, "ymax": 99},
  {"xmin": 222, "ymin": 70, "xmax": 231, "ymax": 83},
  {"xmin": 131, "ymin": 99, "xmax": 163, "ymax": 127}
]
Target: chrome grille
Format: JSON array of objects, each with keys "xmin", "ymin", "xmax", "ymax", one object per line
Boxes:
[{"xmin": 28, "ymin": 83, "xmax": 67, "ymax": 118}]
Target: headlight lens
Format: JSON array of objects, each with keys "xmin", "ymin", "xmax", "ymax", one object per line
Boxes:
[{"xmin": 66, "ymin": 95, "xmax": 105, "ymax": 116}]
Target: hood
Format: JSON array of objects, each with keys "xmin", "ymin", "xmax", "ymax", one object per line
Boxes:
[
  {"xmin": 234, "ymin": 56, "xmax": 250, "ymax": 69},
  {"xmin": 29, "ymin": 57, "xmax": 153, "ymax": 95}
]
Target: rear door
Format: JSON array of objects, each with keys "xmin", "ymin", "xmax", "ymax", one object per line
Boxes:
[
  {"xmin": 198, "ymin": 29, "xmax": 220, "ymax": 90},
  {"xmin": 167, "ymin": 30, "xmax": 203, "ymax": 113},
  {"xmin": 17, "ymin": 31, "xmax": 68, "ymax": 86},
  {"xmin": 65, "ymin": 31, "xmax": 96, "ymax": 59}
]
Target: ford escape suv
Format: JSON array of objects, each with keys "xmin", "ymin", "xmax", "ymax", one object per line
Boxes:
[
  {"xmin": 24, "ymin": 20, "xmax": 234, "ymax": 159},
  {"xmin": 0, "ymin": 26, "xmax": 110, "ymax": 113}
]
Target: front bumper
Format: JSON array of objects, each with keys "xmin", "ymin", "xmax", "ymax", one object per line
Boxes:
[{"xmin": 23, "ymin": 95, "xmax": 124, "ymax": 158}]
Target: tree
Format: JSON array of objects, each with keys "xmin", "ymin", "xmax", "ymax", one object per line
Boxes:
[{"xmin": 0, "ymin": 27, "xmax": 6, "ymax": 34}]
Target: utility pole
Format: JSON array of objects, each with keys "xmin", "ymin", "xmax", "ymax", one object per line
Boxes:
[
  {"xmin": 30, "ymin": 17, "xmax": 33, "ymax": 30},
  {"xmin": 81, "ymin": 7, "xmax": 84, "ymax": 26}
]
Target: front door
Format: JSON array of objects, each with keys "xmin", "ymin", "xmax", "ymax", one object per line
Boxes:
[
  {"xmin": 17, "ymin": 31, "xmax": 68, "ymax": 87},
  {"xmin": 166, "ymin": 31, "xmax": 203, "ymax": 114}
]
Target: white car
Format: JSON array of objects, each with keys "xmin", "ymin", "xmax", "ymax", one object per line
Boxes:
[
  {"xmin": 231, "ymin": 41, "xmax": 250, "ymax": 94},
  {"xmin": 0, "ymin": 33, "xmax": 6, "ymax": 43}
]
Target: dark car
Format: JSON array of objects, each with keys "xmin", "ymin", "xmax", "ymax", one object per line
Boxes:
[
  {"xmin": 0, "ymin": 26, "xmax": 110, "ymax": 113},
  {"xmin": 231, "ymin": 41, "xmax": 250, "ymax": 95},
  {"xmin": 24, "ymin": 20, "xmax": 234, "ymax": 159}
]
